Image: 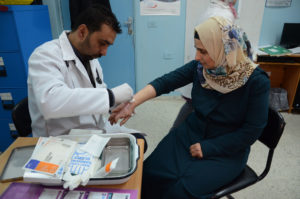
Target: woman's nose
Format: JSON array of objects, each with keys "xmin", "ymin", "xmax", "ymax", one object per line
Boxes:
[{"xmin": 195, "ymin": 51, "xmax": 201, "ymax": 61}]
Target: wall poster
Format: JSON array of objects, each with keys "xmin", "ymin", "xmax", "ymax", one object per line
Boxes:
[
  {"xmin": 266, "ymin": 0, "xmax": 292, "ymax": 7},
  {"xmin": 140, "ymin": 0, "xmax": 181, "ymax": 16}
]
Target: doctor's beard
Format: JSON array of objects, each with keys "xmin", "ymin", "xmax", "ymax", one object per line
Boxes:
[{"xmin": 81, "ymin": 35, "xmax": 103, "ymax": 60}]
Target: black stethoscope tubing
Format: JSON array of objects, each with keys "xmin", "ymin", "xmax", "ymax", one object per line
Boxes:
[{"xmin": 65, "ymin": 60, "xmax": 102, "ymax": 84}]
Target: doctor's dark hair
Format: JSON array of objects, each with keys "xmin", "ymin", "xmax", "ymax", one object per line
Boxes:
[{"xmin": 71, "ymin": 4, "xmax": 122, "ymax": 34}]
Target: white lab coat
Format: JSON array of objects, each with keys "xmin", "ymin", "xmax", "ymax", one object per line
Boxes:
[{"xmin": 28, "ymin": 31, "xmax": 110, "ymax": 137}]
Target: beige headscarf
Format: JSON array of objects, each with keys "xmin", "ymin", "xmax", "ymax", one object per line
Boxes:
[{"xmin": 194, "ymin": 16, "xmax": 257, "ymax": 94}]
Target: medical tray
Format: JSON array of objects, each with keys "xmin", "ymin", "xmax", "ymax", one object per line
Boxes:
[{"xmin": 23, "ymin": 133, "xmax": 139, "ymax": 185}]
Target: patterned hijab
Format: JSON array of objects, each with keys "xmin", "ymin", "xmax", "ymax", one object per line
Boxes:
[{"xmin": 194, "ymin": 16, "xmax": 257, "ymax": 94}]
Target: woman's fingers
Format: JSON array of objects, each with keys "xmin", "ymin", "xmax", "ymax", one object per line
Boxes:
[
  {"xmin": 108, "ymin": 111, "xmax": 119, "ymax": 124},
  {"xmin": 108, "ymin": 116, "xmax": 116, "ymax": 125},
  {"xmin": 190, "ymin": 143, "xmax": 203, "ymax": 159},
  {"xmin": 115, "ymin": 104, "xmax": 133, "ymax": 119},
  {"xmin": 120, "ymin": 116, "xmax": 131, "ymax": 126},
  {"xmin": 111, "ymin": 102, "xmax": 128, "ymax": 113},
  {"xmin": 109, "ymin": 103, "xmax": 135, "ymax": 125}
]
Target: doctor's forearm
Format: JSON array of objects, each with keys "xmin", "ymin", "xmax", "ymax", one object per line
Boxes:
[{"xmin": 39, "ymin": 87, "xmax": 110, "ymax": 119}]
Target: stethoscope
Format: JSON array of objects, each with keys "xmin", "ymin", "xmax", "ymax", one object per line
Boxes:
[
  {"xmin": 64, "ymin": 60, "xmax": 102, "ymax": 126},
  {"xmin": 65, "ymin": 60, "xmax": 102, "ymax": 84},
  {"xmin": 95, "ymin": 69, "xmax": 102, "ymax": 84}
]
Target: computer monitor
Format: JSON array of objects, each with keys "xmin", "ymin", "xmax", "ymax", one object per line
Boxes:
[{"xmin": 280, "ymin": 23, "xmax": 300, "ymax": 49}]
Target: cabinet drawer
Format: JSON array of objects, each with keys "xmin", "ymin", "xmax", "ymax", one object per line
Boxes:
[
  {"xmin": 0, "ymin": 10, "xmax": 19, "ymax": 52},
  {"xmin": 0, "ymin": 52, "xmax": 27, "ymax": 87},
  {"xmin": 0, "ymin": 119, "xmax": 16, "ymax": 152},
  {"xmin": 0, "ymin": 88, "xmax": 27, "ymax": 119}
]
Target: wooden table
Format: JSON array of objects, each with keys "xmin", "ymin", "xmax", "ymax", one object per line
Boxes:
[
  {"xmin": 0, "ymin": 137, "xmax": 144, "ymax": 198},
  {"xmin": 257, "ymin": 54, "xmax": 300, "ymax": 113}
]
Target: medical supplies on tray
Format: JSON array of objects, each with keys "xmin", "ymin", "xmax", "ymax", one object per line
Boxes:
[{"xmin": 23, "ymin": 133, "xmax": 139, "ymax": 189}]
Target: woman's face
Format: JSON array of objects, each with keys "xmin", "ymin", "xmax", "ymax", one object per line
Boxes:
[{"xmin": 194, "ymin": 39, "xmax": 215, "ymax": 69}]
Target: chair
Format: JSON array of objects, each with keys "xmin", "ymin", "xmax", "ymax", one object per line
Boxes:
[
  {"xmin": 11, "ymin": 97, "xmax": 32, "ymax": 138},
  {"xmin": 211, "ymin": 107, "xmax": 286, "ymax": 199}
]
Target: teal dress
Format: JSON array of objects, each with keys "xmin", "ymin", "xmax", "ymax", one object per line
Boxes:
[{"xmin": 141, "ymin": 60, "xmax": 270, "ymax": 199}]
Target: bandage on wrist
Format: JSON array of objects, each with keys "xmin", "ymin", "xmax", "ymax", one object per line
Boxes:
[{"xmin": 130, "ymin": 98, "xmax": 135, "ymax": 103}]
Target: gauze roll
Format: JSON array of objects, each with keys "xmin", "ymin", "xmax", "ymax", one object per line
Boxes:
[{"xmin": 111, "ymin": 83, "xmax": 133, "ymax": 105}]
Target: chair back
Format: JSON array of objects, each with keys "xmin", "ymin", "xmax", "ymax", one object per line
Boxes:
[
  {"xmin": 11, "ymin": 97, "xmax": 32, "ymax": 137},
  {"xmin": 258, "ymin": 107, "xmax": 285, "ymax": 149},
  {"xmin": 211, "ymin": 107, "xmax": 286, "ymax": 198}
]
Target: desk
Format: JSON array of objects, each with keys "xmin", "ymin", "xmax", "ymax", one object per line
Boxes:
[
  {"xmin": 0, "ymin": 137, "xmax": 144, "ymax": 198},
  {"xmin": 257, "ymin": 54, "xmax": 300, "ymax": 113}
]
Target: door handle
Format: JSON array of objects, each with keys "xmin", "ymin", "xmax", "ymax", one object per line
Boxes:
[
  {"xmin": 0, "ymin": 92, "xmax": 14, "ymax": 110},
  {"xmin": 0, "ymin": 65, "xmax": 7, "ymax": 77},
  {"xmin": 124, "ymin": 17, "xmax": 133, "ymax": 35},
  {"xmin": 0, "ymin": 57, "xmax": 7, "ymax": 77}
]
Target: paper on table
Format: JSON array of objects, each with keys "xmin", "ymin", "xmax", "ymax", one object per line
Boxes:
[
  {"xmin": 1, "ymin": 183, "xmax": 138, "ymax": 199},
  {"xmin": 86, "ymin": 192, "xmax": 108, "ymax": 199},
  {"xmin": 80, "ymin": 135, "xmax": 110, "ymax": 158},
  {"xmin": 23, "ymin": 137, "xmax": 77, "ymax": 176},
  {"xmin": 68, "ymin": 129, "xmax": 105, "ymax": 136},
  {"xmin": 289, "ymin": 46, "xmax": 300, "ymax": 54},
  {"xmin": 38, "ymin": 188, "xmax": 64, "ymax": 199},
  {"xmin": 104, "ymin": 119, "xmax": 147, "ymax": 136},
  {"xmin": 259, "ymin": 45, "xmax": 291, "ymax": 56},
  {"xmin": 34, "ymin": 137, "xmax": 76, "ymax": 164},
  {"xmin": 62, "ymin": 190, "xmax": 84, "ymax": 199},
  {"xmin": 68, "ymin": 145, "xmax": 101, "ymax": 176},
  {"xmin": 110, "ymin": 193, "xmax": 131, "ymax": 199}
]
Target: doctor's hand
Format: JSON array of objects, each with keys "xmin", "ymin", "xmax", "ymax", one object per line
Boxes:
[
  {"xmin": 190, "ymin": 143, "xmax": 203, "ymax": 159},
  {"xmin": 109, "ymin": 101, "xmax": 135, "ymax": 126}
]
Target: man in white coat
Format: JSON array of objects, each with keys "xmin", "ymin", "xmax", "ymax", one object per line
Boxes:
[{"xmin": 28, "ymin": 5, "xmax": 135, "ymax": 138}]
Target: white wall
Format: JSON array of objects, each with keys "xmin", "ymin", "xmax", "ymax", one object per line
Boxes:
[
  {"xmin": 43, "ymin": 0, "xmax": 64, "ymax": 39},
  {"xmin": 235, "ymin": 0, "xmax": 265, "ymax": 50},
  {"xmin": 259, "ymin": 1, "xmax": 300, "ymax": 46},
  {"xmin": 184, "ymin": 0, "xmax": 210, "ymax": 63},
  {"xmin": 184, "ymin": 0, "xmax": 265, "ymax": 63}
]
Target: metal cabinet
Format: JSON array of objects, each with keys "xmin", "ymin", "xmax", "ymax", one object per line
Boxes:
[{"xmin": 0, "ymin": 5, "xmax": 52, "ymax": 152}]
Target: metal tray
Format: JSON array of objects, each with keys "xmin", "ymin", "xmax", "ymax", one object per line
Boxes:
[
  {"xmin": 0, "ymin": 146, "xmax": 35, "ymax": 182},
  {"xmin": 101, "ymin": 137, "xmax": 131, "ymax": 176}
]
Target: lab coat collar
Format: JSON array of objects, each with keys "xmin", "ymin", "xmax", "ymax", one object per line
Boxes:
[
  {"xmin": 59, "ymin": 31, "xmax": 76, "ymax": 62},
  {"xmin": 59, "ymin": 31, "xmax": 95, "ymax": 87}
]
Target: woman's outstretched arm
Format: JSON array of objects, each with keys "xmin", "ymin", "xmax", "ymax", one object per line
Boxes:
[{"xmin": 109, "ymin": 84, "xmax": 157, "ymax": 125}]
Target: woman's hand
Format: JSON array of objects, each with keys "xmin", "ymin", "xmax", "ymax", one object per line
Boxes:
[
  {"xmin": 190, "ymin": 143, "xmax": 203, "ymax": 159},
  {"xmin": 108, "ymin": 102, "xmax": 135, "ymax": 125},
  {"xmin": 109, "ymin": 84, "xmax": 157, "ymax": 126}
]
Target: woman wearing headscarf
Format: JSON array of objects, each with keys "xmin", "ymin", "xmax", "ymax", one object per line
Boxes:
[
  {"xmin": 109, "ymin": 16, "xmax": 270, "ymax": 199},
  {"xmin": 174, "ymin": 0, "xmax": 249, "ymax": 130}
]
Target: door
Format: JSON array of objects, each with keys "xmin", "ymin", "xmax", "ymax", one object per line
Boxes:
[
  {"xmin": 99, "ymin": 0, "xmax": 136, "ymax": 91},
  {"xmin": 60, "ymin": 0, "xmax": 136, "ymax": 91},
  {"xmin": 133, "ymin": 0, "xmax": 187, "ymax": 91}
]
